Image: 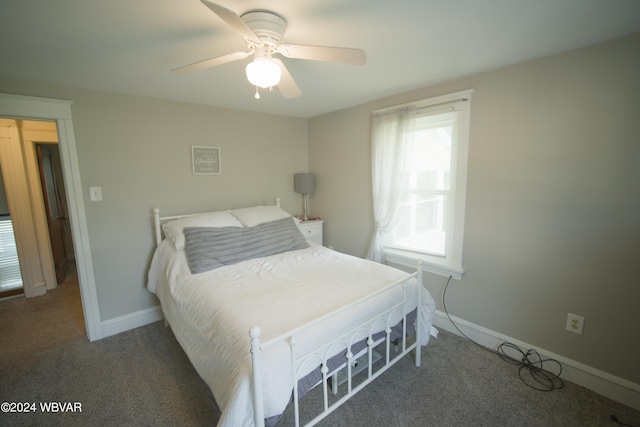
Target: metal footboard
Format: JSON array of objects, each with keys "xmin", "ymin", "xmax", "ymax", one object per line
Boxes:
[{"xmin": 250, "ymin": 263, "xmax": 423, "ymax": 427}]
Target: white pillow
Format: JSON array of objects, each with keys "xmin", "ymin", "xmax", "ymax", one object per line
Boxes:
[
  {"xmin": 231, "ymin": 205, "xmax": 291, "ymax": 227},
  {"xmin": 162, "ymin": 211, "xmax": 243, "ymax": 250}
]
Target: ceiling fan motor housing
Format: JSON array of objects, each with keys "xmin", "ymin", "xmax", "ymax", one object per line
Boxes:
[{"xmin": 241, "ymin": 11, "xmax": 286, "ymax": 51}]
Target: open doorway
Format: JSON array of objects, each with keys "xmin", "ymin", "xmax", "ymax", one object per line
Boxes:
[
  {"xmin": 36, "ymin": 143, "xmax": 75, "ymax": 285},
  {"xmin": 0, "ymin": 94, "xmax": 101, "ymax": 341},
  {"xmin": 0, "ymin": 120, "xmax": 60, "ymax": 296},
  {"xmin": 0, "ymin": 120, "xmax": 78, "ymax": 306}
]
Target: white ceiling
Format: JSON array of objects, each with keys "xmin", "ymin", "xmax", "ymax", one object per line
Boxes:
[{"xmin": 1, "ymin": 0, "xmax": 639, "ymax": 118}]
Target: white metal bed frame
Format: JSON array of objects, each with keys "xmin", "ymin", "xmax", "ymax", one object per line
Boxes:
[{"xmin": 152, "ymin": 203, "xmax": 424, "ymax": 427}]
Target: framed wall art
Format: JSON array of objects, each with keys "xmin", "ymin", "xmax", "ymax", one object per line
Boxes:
[{"xmin": 192, "ymin": 146, "xmax": 221, "ymax": 175}]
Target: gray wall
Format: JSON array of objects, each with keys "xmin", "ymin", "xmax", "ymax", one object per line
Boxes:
[
  {"xmin": 308, "ymin": 34, "xmax": 640, "ymax": 385},
  {"xmin": 0, "ymin": 78, "xmax": 308, "ymax": 320}
]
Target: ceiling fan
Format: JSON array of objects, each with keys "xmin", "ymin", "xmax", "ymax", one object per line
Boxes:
[{"xmin": 172, "ymin": 0, "xmax": 367, "ymax": 99}]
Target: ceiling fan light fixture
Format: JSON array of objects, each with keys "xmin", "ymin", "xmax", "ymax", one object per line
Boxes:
[{"xmin": 246, "ymin": 57, "xmax": 281, "ymax": 88}]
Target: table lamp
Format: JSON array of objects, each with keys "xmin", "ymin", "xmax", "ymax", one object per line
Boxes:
[{"xmin": 294, "ymin": 173, "xmax": 315, "ymax": 221}]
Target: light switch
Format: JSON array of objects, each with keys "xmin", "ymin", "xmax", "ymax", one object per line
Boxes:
[{"xmin": 89, "ymin": 186, "xmax": 102, "ymax": 202}]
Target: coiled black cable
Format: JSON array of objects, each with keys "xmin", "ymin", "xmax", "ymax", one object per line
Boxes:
[
  {"xmin": 495, "ymin": 341, "xmax": 564, "ymax": 391},
  {"xmin": 441, "ymin": 275, "xmax": 564, "ymax": 391}
]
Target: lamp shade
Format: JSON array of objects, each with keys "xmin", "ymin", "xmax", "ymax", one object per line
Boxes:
[{"xmin": 294, "ymin": 173, "xmax": 315, "ymax": 194}]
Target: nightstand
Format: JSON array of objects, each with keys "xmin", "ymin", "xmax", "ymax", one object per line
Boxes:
[{"xmin": 297, "ymin": 220, "xmax": 324, "ymax": 245}]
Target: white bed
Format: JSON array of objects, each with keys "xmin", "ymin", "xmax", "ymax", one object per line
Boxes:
[{"xmin": 147, "ymin": 202, "xmax": 437, "ymax": 426}]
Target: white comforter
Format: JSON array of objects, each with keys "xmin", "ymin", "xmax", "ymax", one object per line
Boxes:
[{"xmin": 148, "ymin": 241, "xmax": 437, "ymax": 427}]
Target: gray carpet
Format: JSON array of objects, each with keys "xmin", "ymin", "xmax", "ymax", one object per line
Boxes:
[{"xmin": 1, "ymin": 273, "xmax": 638, "ymax": 427}]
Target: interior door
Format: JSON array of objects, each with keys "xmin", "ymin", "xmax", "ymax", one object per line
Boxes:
[{"xmin": 37, "ymin": 144, "xmax": 69, "ymax": 283}]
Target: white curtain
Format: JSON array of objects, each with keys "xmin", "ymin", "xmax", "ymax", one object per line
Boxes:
[{"xmin": 366, "ymin": 106, "xmax": 416, "ymax": 263}]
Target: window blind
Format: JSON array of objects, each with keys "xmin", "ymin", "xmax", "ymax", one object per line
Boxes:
[{"xmin": 0, "ymin": 217, "xmax": 23, "ymax": 291}]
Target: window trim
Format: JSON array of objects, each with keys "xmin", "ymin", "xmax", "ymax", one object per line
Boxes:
[{"xmin": 379, "ymin": 89, "xmax": 473, "ymax": 280}]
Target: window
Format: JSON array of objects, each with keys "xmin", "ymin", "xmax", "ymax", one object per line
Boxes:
[
  {"xmin": 0, "ymin": 216, "xmax": 22, "ymax": 292},
  {"xmin": 368, "ymin": 90, "xmax": 472, "ymax": 279}
]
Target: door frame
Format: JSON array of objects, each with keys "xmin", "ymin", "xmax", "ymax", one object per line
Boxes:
[{"xmin": 0, "ymin": 93, "xmax": 101, "ymax": 341}]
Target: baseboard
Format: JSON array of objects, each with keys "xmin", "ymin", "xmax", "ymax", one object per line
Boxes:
[
  {"xmin": 432, "ymin": 310, "xmax": 640, "ymax": 411},
  {"xmin": 100, "ymin": 305, "xmax": 164, "ymax": 339}
]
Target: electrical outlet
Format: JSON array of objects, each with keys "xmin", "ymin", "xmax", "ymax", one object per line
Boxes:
[{"xmin": 566, "ymin": 313, "xmax": 585, "ymax": 335}]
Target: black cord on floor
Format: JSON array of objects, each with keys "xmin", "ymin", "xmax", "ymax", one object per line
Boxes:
[
  {"xmin": 495, "ymin": 341, "xmax": 564, "ymax": 391},
  {"xmin": 610, "ymin": 414, "xmax": 637, "ymax": 427},
  {"xmin": 441, "ymin": 275, "xmax": 564, "ymax": 392}
]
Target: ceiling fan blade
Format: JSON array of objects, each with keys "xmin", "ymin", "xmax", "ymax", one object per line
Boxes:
[
  {"xmin": 278, "ymin": 44, "xmax": 366, "ymax": 65},
  {"xmin": 172, "ymin": 51, "xmax": 251, "ymax": 74},
  {"xmin": 273, "ymin": 58, "xmax": 301, "ymax": 99},
  {"xmin": 200, "ymin": 0, "xmax": 261, "ymax": 44}
]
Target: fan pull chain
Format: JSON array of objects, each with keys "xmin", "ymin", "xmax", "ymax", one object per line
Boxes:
[{"xmin": 254, "ymin": 86, "xmax": 260, "ymax": 99}]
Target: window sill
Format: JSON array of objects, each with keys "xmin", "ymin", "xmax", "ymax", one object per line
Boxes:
[{"xmin": 384, "ymin": 249, "xmax": 464, "ymax": 280}]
